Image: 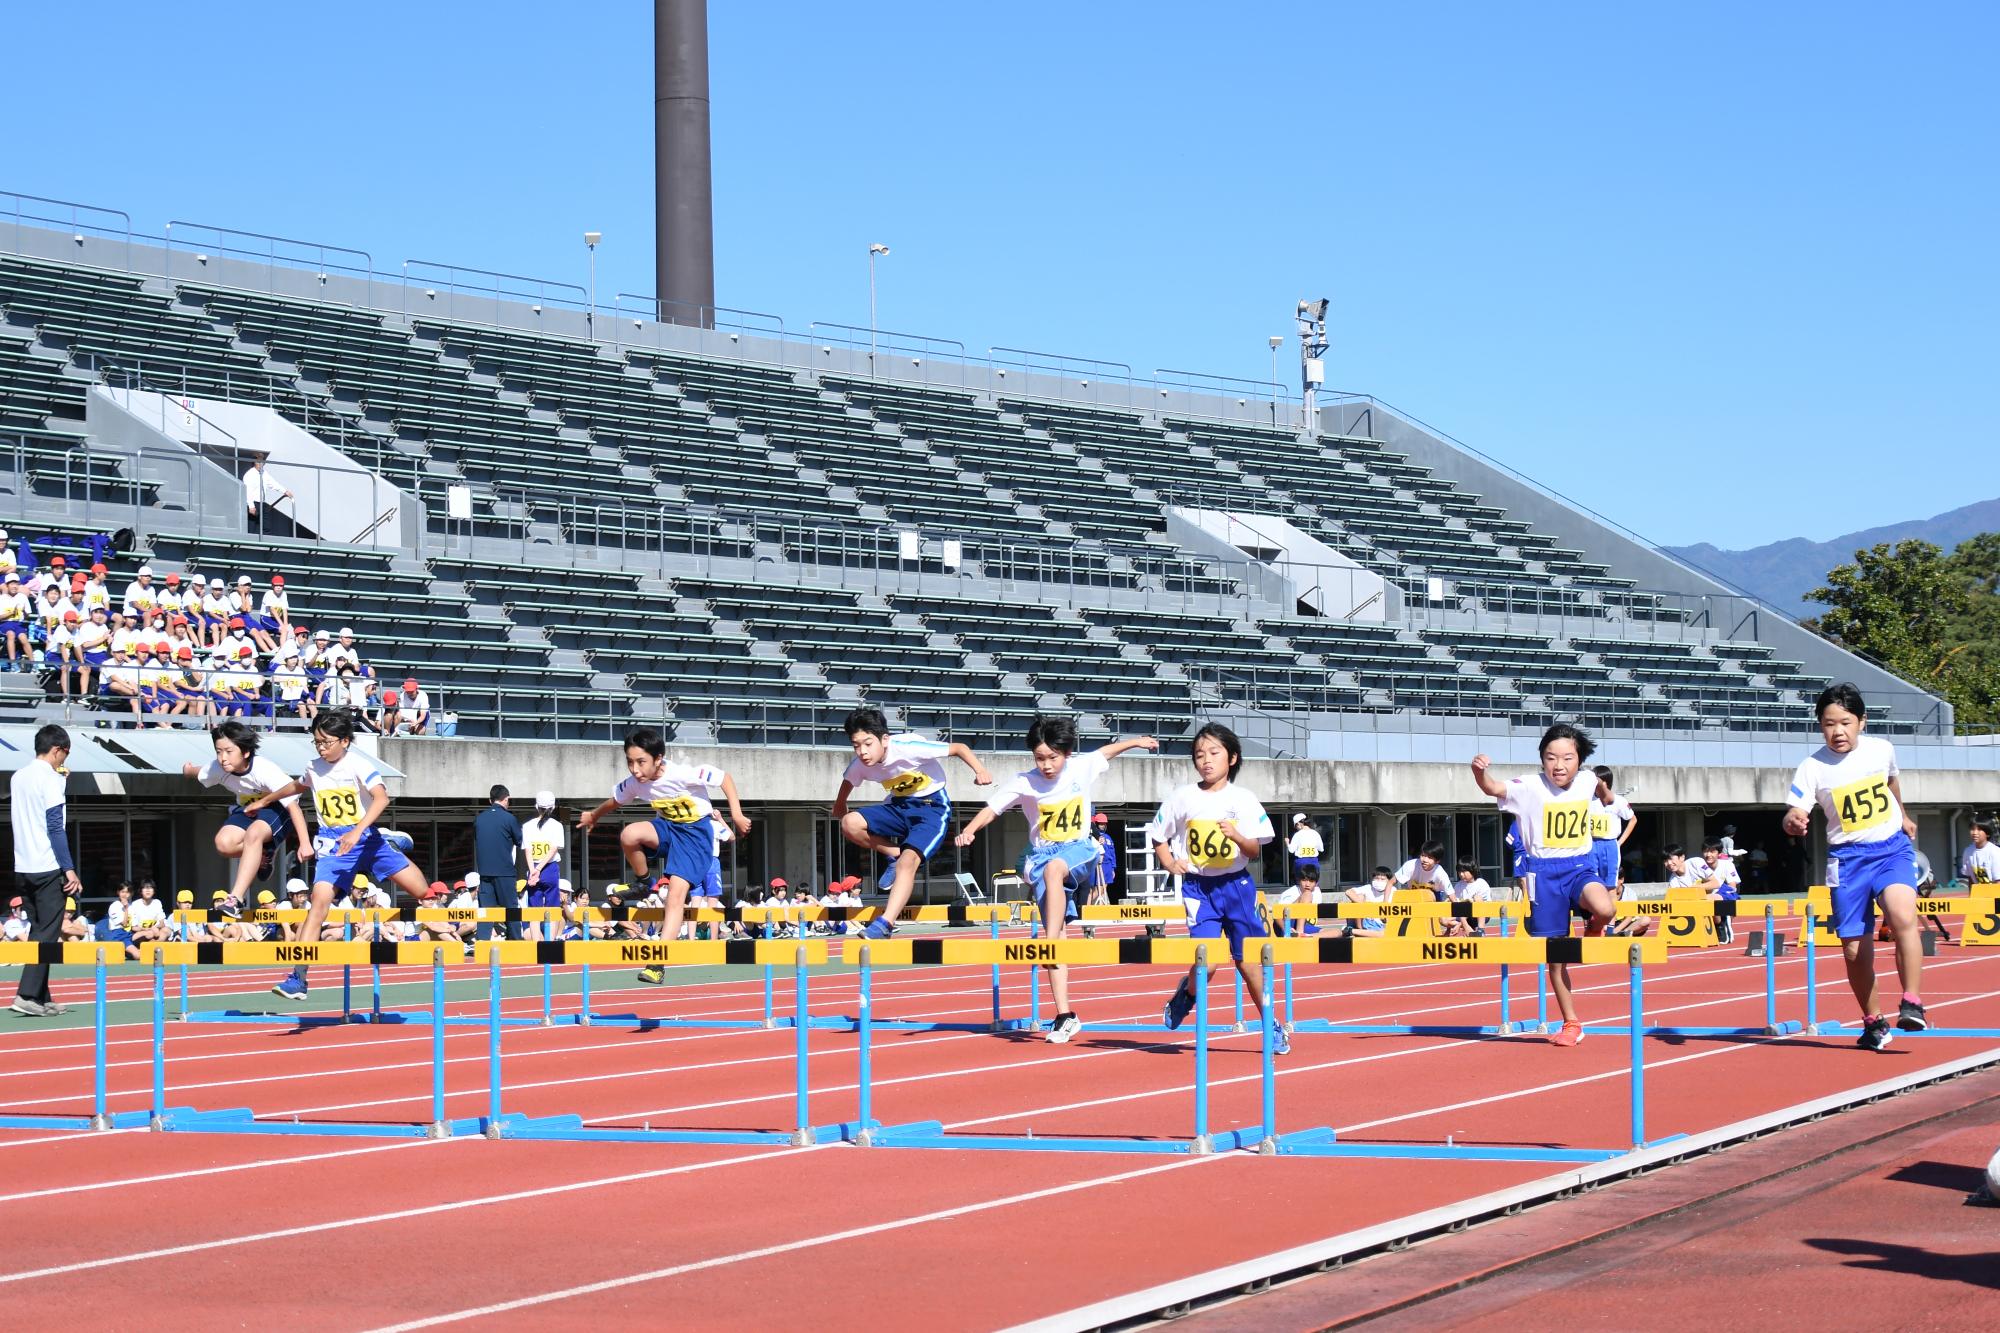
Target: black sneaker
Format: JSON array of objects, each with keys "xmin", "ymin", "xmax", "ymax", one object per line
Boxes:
[
  {"xmin": 1896, "ymin": 999, "xmax": 1929, "ymax": 1032},
  {"xmin": 1857, "ymin": 1016, "xmax": 1895, "ymax": 1052}
]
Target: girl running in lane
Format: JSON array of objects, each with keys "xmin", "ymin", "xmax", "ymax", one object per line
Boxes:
[
  {"xmin": 1470, "ymin": 723, "xmax": 1614, "ymax": 1047},
  {"xmin": 182, "ymin": 720, "xmax": 311, "ymax": 904},
  {"xmin": 1783, "ymin": 682, "xmax": 1926, "ymax": 1050},
  {"xmin": 245, "ymin": 709, "xmax": 431, "ymax": 1001},
  {"xmin": 1152, "ymin": 724, "xmax": 1286, "ymax": 1053},
  {"xmin": 953, "ymin": 715, "xmax": 1156, "ymax": 1044}
]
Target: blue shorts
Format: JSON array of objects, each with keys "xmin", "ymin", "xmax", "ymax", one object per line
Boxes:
[
  {"xmin": 859, "ymin": 792, "xmax": 952, "ymax": 860},
  {"xmin": 225, "ymin": 804, "xmax": 287, "ymax": 839},
  {"xmin": 1292, "ymin": 856, "xmax": 1319, "ymax": 873},
  {"xmin": 703, "ymin": 859, "xmax": 724, "ymax": 900},
  {"xmin": 1181, "ymin": 869, "xmax": 1267, "ymax": 961},
  {"xmin": 1592, "ymin": 840, "xmax": 1622, "ymax": 886},
  {"xmin": 525, "ymin": 884, "xmax": 562, "ymax": 909},
  {"xmin": 310, "ymin": 827, "xmax": 413, "ymax": 895},
  {"xmin": 1526, "ymin": 855, "xmax": 1603, "ymax": 938},
  {"xmin": 83, "ymin": 649, "xmax": 109, "ymax": 667},
  {"xmin": 1023, "ymin": 838, "xmax": 1100, "ymax": 896},
  {"xmin": 0, "ymin": 621, "xmax": 24, "ymax": 637},
  {"xmin": 1828, "ymin": 832, "xmax": 1918, "ymax": 939},
  {"xmin": 645, "ymin": 817, "xmax": 715, "ymax": 887}
]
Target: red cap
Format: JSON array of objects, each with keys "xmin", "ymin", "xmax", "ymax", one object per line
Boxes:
[
  {"xmin": 402, "ymin": 678, "xmax": 418, "ymax": 691},
  {"xmin": 69, "ymin": 574, "xmax": 85, "ymax": 589},
  {"xmin": 90, "ymin": 563, "xmax": 106, "ymax": 575},
  {"xmin": 1091, "ymin": 812, "xmax": 1109, "ymax": 825},
  {"xmin": 236, "ymin": 645, "xmax": 254, "ymax": 658},
  {"xmin": 175, "ymin": 646, "xmax": 193, "ymax": 661},
  {"xmin": 838, "ymin": 875, "xmax": 862, "ymax": 890},
  {"xmin": 61, "ymin": 610, "xmax": 78, "ymax": 623},
  {"xmin": 166, "ymin": 574, "xmax": 181, "ymax": 585},
  {"xmin": 50, "ymin": 556, "xmax": 65, "ymax": 567},
  {"xmin": 426, "ymin": 881, "xmax": 448, "ymax": 899},
  {"xmin": 769, "ymin": 877, "xmax": 788, "ymax": 889},
  {"xmin": 7, "ymin": 897, "xmax": 20, "ymax": 908},
  {"xmin": 271, "ymin": 574, "xmax": 285, "ymax": 586},
  {"xmin": 228, "ymin": 616, "xmax": 245, "ymax": 628},
  {"xmin": 383, "ymin": 690, "xmax": 400, "ymax": 703},
  {"xmin": 170, "ymin": 615, "xmax": 187, "ymax": 627}
]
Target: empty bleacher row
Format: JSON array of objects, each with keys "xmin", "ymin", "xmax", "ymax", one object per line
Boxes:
[{"xmin": 0, "ymin": 245, "xmax": 1872, "ymax": 740}]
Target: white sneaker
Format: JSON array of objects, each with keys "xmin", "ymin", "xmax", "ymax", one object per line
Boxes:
[{"xmin": 1045, "ymin": 1013, "xmax": 1082, "ymax": 1045}]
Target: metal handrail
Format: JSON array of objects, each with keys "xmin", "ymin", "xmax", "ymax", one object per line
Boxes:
[
  {"xmin": 616, "ymin": 292, "xmax": 783, "ymax": 335},
  {"xmin": 1, "ymin": 190, "xmax": 131, "ymax": 271},
  {"xmin": 164, "ymin": 220, "xmax": 373, "ymax": 286}
]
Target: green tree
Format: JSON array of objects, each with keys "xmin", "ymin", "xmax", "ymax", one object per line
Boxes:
[{"xmin": 1807, "ymin": 537, "xmax": 2000, "ymax": 728}]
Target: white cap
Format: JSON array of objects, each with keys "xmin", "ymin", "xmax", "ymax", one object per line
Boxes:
[
  {"xmin": 0, "ymin": 529, "xmax": 8, "ymax": 542},
  {"xmin": 558, "ymin": 878, "xmax": 573, "ymax": 895},
  {"xmin": 285, "ymin": 878, "xmax": 310, "ymax": 897},
  {"xmin": 534, "ymin": 790, "xmax": 556, "ymax": 809},
  {"xmin": 338, "ymin": 626, "xmax": 354, "ymax": 637},
  {"xmin": 236, "ymin": 575, "xmax": 251, "ymax": 585},
  {"xmin": 137, "ymin": 565, "xmax": 154, "ymax": 577},
  {"xmin": 1293, "ymin": 813, "xmax": 1308, "ymax": 825},
  {"xmin": 464, "ymin": 872, "xmax": 480, "ymax": 888}
]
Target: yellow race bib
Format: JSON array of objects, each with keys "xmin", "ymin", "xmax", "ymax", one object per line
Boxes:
[
  {"xmin": 1541, "ymin": 801, "xmax": 1590, "ymax": 851},
  {"xmin": 529, "ymin": 840, "xmax": 555, "ymax": 863},
  {"xmin": 883, "ymin": 771, "xmax": 932, "ymax": 797},
  {"xmin": 313, "ymin": 786, "xmax": 363, "ymax": 825},
  {"xmin": 650, "ymin": 796, "xmax": 703, "ymax": 823},
  {"xmin": 1186, "ymin": 819, "xmax": 1237, "ymax": 872},
  {"xmin": 1831, "ymin": 774, "xmax": 1893, "ymax": 834},
  {"xmin": 1589, "ymin": 812, "xmax": 1613, "ymax": 840},
  {"xmin": 1036, "ymin": 796, "xmax": 1086, "ymax": 843}
]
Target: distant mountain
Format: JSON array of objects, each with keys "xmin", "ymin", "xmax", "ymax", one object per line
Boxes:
[{"xmin": 1665, "ymin": 497, "xmax": 2000, "ymax": 614}]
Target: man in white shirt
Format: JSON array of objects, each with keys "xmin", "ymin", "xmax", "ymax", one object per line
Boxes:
[
  {"xmin": 394, "ymin": 677, "xmax": 431, "ymax": 735},
  {"xmin": 10, "ymin": 726, "xmax": 81, "ymax": 1015},
  {"xmin": 244, "ymin": 452, "xmax": 295, "ymax": 531}
]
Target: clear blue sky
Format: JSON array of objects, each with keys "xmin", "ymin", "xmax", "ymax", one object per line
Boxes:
[{"xmin": 8, "ymin": 2, "xmax": 1995, "ymax": 546}]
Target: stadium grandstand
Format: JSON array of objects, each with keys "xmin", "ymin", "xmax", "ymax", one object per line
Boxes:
[{"xmin": 1, "ymin": 193, "xmax": 1996, "ymax": 900}]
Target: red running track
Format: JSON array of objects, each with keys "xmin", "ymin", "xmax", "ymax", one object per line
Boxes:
[{"xmin": 0, "ymin": 925, "xmax": 1996, "ymax": 1329}]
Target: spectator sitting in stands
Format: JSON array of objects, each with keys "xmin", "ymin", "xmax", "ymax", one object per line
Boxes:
[
  {"xmin": 100, "ymin": 643, "xmax": 142, "ymax": 718},
  {"xmin": 324, "ymin": 626, "xmax": 361, "ymax": 675},
  {"xmin": 60, "ymin": 895, "xmax": 94, "ymax": 942},
  {"xmin": 3, "ymin": 897, "xmax": 31, "ymax": 942},
  {"xmin": 562, "ymin": 881, "xmax": 593, "ymax": 940},
  {"xmin": 126, "ymin": 880, "xmax": 168, "ymax": 945},
  {"xmin": 0, "ymin": 572, "xmax": 30, "ymax": 672},
  {"xmin": 303, "ymin": 628, "xmax": 331, "ymax": 684},
  {"xmin": 376, "ymin": 687, "xmax": 401, "ymax": 735},
  {"xmin": 1343, "ymin": 866, "xmax": 1395, "ymax": 937},
  {"xmin": 231, "ymin": 576, "xmax": 274, "ymax": 654},
  {"xmin": 320, "ymin": 661, "xmax": 373, "ymax": 717},
  {"xmin": 102, "ymin": 882, "xmax": 136, "ymax": 958},
  {"xmin": 157, "ymin": 572, "xmax": 185, "ymax": 622},
  {"xmin": 121, "ymin": 564, "xmax": 158, "ymax": 623},
  {"xmin": 273, "ymin": 880, "xmax": 309, "ymax": 941},
  {"xmin": 71, "ymin": 604, "xmax": 109, "ymax": 699},
  {"xmin": 80, "ymin": 562, "xmax": 111, "ymax": 618},
  {"xmin": 200, "ymin": 577, "xmax": 231, "ymax": 650},
  {"xmin": 271, "ymin": 647, "xmax": 311, "ymax": 720},
  {"xmin": 394, "ymin": 678, "xmax": 430, "ymax": 735},
  {"xmin": 412, "ymin": 882, "xmax": 462, "ymax": 947},
  {"xmin": 47, "ymin": 609, "xmax": 80, "ymax": 701}
]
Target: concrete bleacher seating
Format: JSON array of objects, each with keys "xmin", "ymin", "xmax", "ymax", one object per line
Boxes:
[{"xmin": 0, "ymin": 242, "xmax": 1926, "ymax": 745}]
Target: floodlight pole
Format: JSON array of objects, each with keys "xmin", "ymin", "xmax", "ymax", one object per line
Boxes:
[
  {"xmin": 584, "ymin": 232, "xmax": 602, "ymax": 337},
  {"xmin": 1295, "ymin": 298, "xmax": 1330, "ymax": 430},
  {"xmin": 868, "ymin": 243, "xmax": 890, "ymax": 364}
]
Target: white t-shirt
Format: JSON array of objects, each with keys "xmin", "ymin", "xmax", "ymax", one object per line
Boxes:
[
  {"xmin": 2, "ymin": 915, "xmax": 30, "ymax": 941},
  {"xmin": 1787, "ymin": 735, "xmax": 1903, "ymax": 847},
  {"xmin": 127, "ymin": 898, "xmax": 166, "ymax": 932},
  {"xmin": 9, "ymin": 757, "xmax": 69, "ymax": 875},
  {"xmin": 197, "ymin": 754, "xmax": 301, "ymax": 808},
  {"xmin": 1143, "ymin": 779, "xmax": 1273, "ymax": 879},
  {"xmin": 1287, "ymin": 827, "xmax": 1324, "ymax": 858},
  {"xmin": 614, "ymin": 763, "xmax": 724, "ymax": 825},
  {"xmin": 1495, "ymin": 773, "xmax": 1594, "ymax": 863},
  {"xmin": 844, "ymin": 733, "xmax": 951, "ymax": 799},
  {"xmin": 1454, "ymin": 876, "xmax": 1493, "ymax": 903},
  {"xmin": 302, "ymin": 749, "xmax": 385, "ymax": 837},
  {"xmin": 523, "ymin": 816, "xmax": 567, "ymax": 873},
  {"xmin": 1961, "ymin": 843, "xmax": 2000, "ymax": 887},
  {"xmin": 1667, "ymin": 860, "xmax": 1714, "ymax": 891},
  {"xmin": 1703, "ymin": 857, "xmax": 1742, "ymax": 898},
  {"xmin": 1393, "ymin": 859, "xmax": 1454, "ymax": 896},
  {"xmin": 121, "ymin": 580, "xmax": 158, "ymax": 619},
  {"xmin": 987, "ymin": 750, "xmax": 1111, "ymax": 850},
  {"xmin": 1588, "ymin": 795, "xmax": 1634, "ymax": 843}
]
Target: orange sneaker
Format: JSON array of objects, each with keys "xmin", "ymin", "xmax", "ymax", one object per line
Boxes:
[{"xmin": 1551, "ymin": 1021, "xmax": 1585, "ymax": 1048}]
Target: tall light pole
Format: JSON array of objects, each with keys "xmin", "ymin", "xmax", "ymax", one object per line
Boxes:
[
  {"xmin": 868, "ymin": 243, "xmax": 890, "ymax": 362},
  {"xmin": 1268, "ymin": 335, "xmax": 1284, "ymax": 423},
  {"xmin": 584, "ymin": 231, "xmax": 602, "ymax": 336}
]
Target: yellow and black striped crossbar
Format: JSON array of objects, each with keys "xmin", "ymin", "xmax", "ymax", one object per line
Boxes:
[{"xmin": 0, "ymin": 934, "xmax": 1663, "ymax": 968}]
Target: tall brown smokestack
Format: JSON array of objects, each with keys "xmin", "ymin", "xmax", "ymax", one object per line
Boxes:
[{"xmin": 655, "ymin": 0, "xmax": 714, "ymax": 327}]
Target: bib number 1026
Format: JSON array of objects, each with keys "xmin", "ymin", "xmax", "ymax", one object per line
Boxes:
[{"xmin": 1542, "ymin": 805, "xmax": 1588, "ymax": 849}]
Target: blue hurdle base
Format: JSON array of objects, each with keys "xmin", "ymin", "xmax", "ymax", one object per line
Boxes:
[
  {"xmin": 155, "ymin": 1108, "xmax": 530, "ymax": 1138},
  {"xmin": 1576, "ymin": 1023, "xmax": 1805, "ymax": 1038},
  {"xmin": 1270, "ymin": 1126, "xmax": 1658, "ymax": 1163},
  {"xmin": 865, "ymin": 1120, "xmax": 1266, "ymax": 1155},
  {"xmin": 1286, "ymin": 1021, "xmax": 1516, "ymax": 1038},
  {"xmin": 1816, "ymin": 1023, "xmax": 2000, "ymax": 1039},
  {"xmin": 487, "ymin": 1112, "xmax": 879, "ymax": 1145},
  {"xmin": 0, "ymin": 1109, "xmax": 170, "ymax": 1131}
]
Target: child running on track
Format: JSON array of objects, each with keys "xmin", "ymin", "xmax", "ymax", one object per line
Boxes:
[
  {"xmin": 1151, "ymin": 724, "xmax": 1285, "ymax": 1053},
  {"xmin": 182, "ymin": 720, "xmax": 311, "ymax": 903},
  {"xmin": 1588, "ymin": 765, "xmax": 1636, "ymax": 893},
  {"xmin": 1782, "ymin": 682, "xmax": 1926, "ymax": 1050},
  {"xmin": 578, "ymin": 727, "xmax": 750, "ymax": 985},
  {"xmin": 953, "ymin": 716, "xmax": 1156, "ymax": 1043},
  {"xmin": 245, "ymin": 709, "xmax": 431, "ymax": 1001},
  {"xmin": 833, "ymin": 707, "xmax": 994, "ymax": 940},
  {"xmin": 1470, "ymin": 723, "xmax": 1614, "ymax": 1047}
]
